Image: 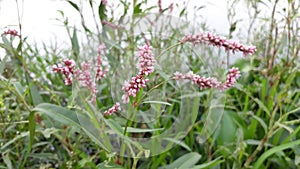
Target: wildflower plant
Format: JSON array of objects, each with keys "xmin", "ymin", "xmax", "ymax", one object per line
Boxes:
[
  {"xmin": 49, "ymin": 12, "xmax": 256, "ymax": 160},
  {"xmin": 2, "ymin": 0, "xmax": 300, "ymax": 168}
]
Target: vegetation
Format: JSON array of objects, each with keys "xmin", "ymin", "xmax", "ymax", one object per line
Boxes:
[{"xmin": 0, "ymin": 0, "xmax": 299, "ymax": 168}]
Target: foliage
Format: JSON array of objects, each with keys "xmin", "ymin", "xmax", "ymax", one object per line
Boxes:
[{"xmin": 0, "ymin": 0, "xmax": 300, "ymax": 169}]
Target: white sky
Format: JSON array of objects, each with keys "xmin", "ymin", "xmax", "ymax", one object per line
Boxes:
[{"xmin": 0, "ymin": 0, "xmax": 288, "ymax": 46}]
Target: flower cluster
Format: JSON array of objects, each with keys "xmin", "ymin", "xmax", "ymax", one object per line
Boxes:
[
  {"xmin": 74, "ymin": 62, "xmax": 97, "ymax": 103},
  {"xmin": 137, "ymin": 45, "xmax": 155, "ymax": 76},
  {"xmin": 95, "ymin": 44, "xmax": 108, "ymax": 81},
  {"xmin": 174, "ymin": 67, "xmax": 241, "ymax": 91},
  {"xmin": 122, "ymin": 44, "xmax": 155, "ymax": 104},
  {"xmin": 52, "ymin": 44, "xmax": 109, "ymax": 103},
  {"xmin": 52, "ymin": 59, "xmax": 76, "ymax": 85},
  {"xmin": 103, "ymin": 102, "xmax": 121, "ymax": 116},
  {"xmin": 181, "ymin": 32, "xmax": 256, "ymax": 56},
  {"xmin": 3, "ymin": 29, "xmax": 20, "ymax": 37},
  {"xmin": 218, "ymin": 67, "xmax": 241, "ymax": 90}
]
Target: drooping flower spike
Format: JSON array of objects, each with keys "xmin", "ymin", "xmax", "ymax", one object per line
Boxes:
[
  {"xmin": 173, "ymin": 67, "xmax": 241, "ymax": 91},
  {"xmin": 181, "ymin": 32, "xmax": 256, "ymax": 56}
]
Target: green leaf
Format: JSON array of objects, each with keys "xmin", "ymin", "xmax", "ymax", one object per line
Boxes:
[
  {"xmin": 1, "ymin": 35, "xmax": 10, "ymax": 46},
  {"xmin": 71, "ymin": 27, "xmax": 80, "ymax": 59},
  {"xmin": 179, "ymin": 8, "xmax": 186, "ymax": 17},
  {"xmin": 1, "ymin": 132, "xmax": 29, "ymax": 151},
  {"xmin": 235, "ymin": 85, "xmax": 271, "ymax": 116},
  {"xmin": 190, "ymin": 157, "xmax": 224, "ymax": 169},
  {"xmin": 98, "ymin": 1, "xmax": 107, "ymax": 21},
  {"xmin": 252, "ymin": 115, "xmax": 268, "ymax": 134},
  {"xmin": 33, "ymin": 103, "xmax": 111, "ymax": 152},
  {"xmin": 141, "ymin": 100, "xmax": 172, "ymax": 106},
  {"xmin": 29, "ymin": 82, "xmax": 43, "ymax": 106},
  {"xmin": 124, "ymin": 127, "xmax": 164, "ymax": 133},
  {"xmin": 216, "ymin": 111, "xmax": 237, "ymax": 145},
  {"xmin": 67, "ymin": 0, "xmax": 80, "ymax": 12},
  {"xmin": 162, "ymin": 137, "xmax": 191, "ymax": 151},
  {"xmin": 28, "ymin": 111, "xmax": 35, "ymax": 147},
  {"xmin": 134, "ymin": 3, "xmax": 142, "ymax": 14},
  {"xmin": 244, "ymin": 139, "xmax": 273, "ymax": 147},
  {"xmin": 40, "ymin": 128, "xmax": 59, "ymax": 139},
  {"xmin": 159, "ymin": 152, "xmax": 202, "ymax": 169},
  {"xmin": 0, "ymin": 55, "xmax": 7, "ymax": 74},
  {"xmin": 3, "ymin": 153, "xmax": 13, "ymax": 169},
  {"xmin": 97, "ymin": 162, "xmax": 124, "ymax": 169},
  {"xmin": 32, "ymin": 103, "xmax": 81, "ymax": 127},
  {"xmin": 253, "ymin": 139, "xmax": 300, "ymax": 169}
]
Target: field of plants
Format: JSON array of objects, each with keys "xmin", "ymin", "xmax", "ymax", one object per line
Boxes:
[{"xmin": 0, "ymin": 0, "xmax": 300, "ymax": 168}]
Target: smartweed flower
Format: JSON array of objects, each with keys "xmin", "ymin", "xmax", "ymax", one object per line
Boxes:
[
  {"xmin": 181, "ymin": 32, "xmax": 256, "ymax": 56},
  {"xmin": 122, "ymin": 44, "xmax": 155, "ymax": 104},
  {"xmin": 74, "ymin": 62, "xmax": 97, "ymax": 103},
  {"xmin": 174, "ymin": 67, "xmax": 241, "ymax": 91},
  {"xmin": 95, "ymin": 44, "xmax": 108, "ymax": 81},
  {"xmin": 52, "ymin": 59, "xmax": 76, "ymax": 85},
  {"xmin": 52, "ymin": 44, "xmax": 108, "ymax": 103},
  {"xmin": 103, "ymin": 102, "xmax": 121, "ymax": 116}
]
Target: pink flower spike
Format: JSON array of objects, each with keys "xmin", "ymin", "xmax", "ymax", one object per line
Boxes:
[
  {"xmin": 74, "ymin": 62, "xmax": 97, "ymax": 103},
  {"xmin": 218, "ymin": 67, "xmax": 241, "ymax": 90},
  {"xmin": 104, "ymin": 102, "xmax": 121, "ymax": 116},
  {"xmin": 173, "ymin": 71, "xmax": 220, "ymax": 90},
  {"xmin": 137, "ymin": 44, "xmax": 155, "ymax": 76},
  {"xmin": 180, "ymin": 32, "xmax": 256, "ymax": 56},
  {"xmin": 52, "ymin": 59, "xmax": 76, "ymax": 86},
  {"xmin": 122, "ymin": 44, "xmax": 156, "ymax": 104},
  {"xmin": 174, "ymin": 67, "xmax": 241, "ymax": 91},
  {"xmin": 95, "ymin": 43, "xmax": 108, "ymax": 81}
]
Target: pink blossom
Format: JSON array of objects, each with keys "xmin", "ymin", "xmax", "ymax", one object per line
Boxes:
[
  {"xmin": 52, "ymin": 59, "xmax": 76, "ymax": 85},
  {"xmin": 122, "ymin": 44, "xmax": 155, "ymax": 104},
  {"xmin": 3, "ymin": 29, "xmax": 20, "ymax": 37},
  {"xmin": 122, "ymin": 75, "xmax": 149, "ymax": 104},
  {"xmin": 74, "ymin": 62, "xmax": 97, "ymax": 103},
  {"xmin": 174, "ymin": 71, "xmax": 220, "ymax": 90},
  {"xmin": 137, "ymin": 44, "xmax": 155, "ymax": 76},
  {"xmin": 52, "ymin": 44, "xmax": 109, "ymax": 103},
  {"xmin": 181, "ymin": 32, "xmax": 256, "ymax": 56},
  {"xmin": 174, "ymin": 67, "xmax": 241, "ymax": 91},
  {"xmin": 103, "ymin": 102, "xmax": 121, "ymax": 116},
  {"xmin": 95, "ymin": 43, "xmax": 108, "ymax": 81},
  {"xmin": 218, "ymin": 67, "xmax": 241, "ymax": 90}
]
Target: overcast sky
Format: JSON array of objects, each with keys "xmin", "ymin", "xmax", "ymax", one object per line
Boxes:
[{"xmin": 0, "ymin": 0, "xmax": 287, "ymax": 46}]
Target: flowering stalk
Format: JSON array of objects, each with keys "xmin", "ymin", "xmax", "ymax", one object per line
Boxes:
[
  {"xmin": 180, "ymin": 32, "xmax": 256, "ymax": 56},
  {"xmin": 174, "ymin": 67, "xmax": 241, "ymax": 91},
  {"xmin": 122, "ymin": 44, "xmax": 155, "ymax": 104}
]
